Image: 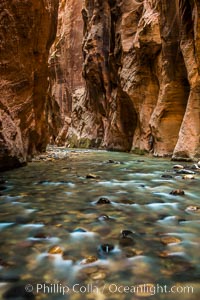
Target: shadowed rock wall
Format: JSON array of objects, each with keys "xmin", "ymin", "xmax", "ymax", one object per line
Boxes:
[{"xmin": 0, "ymin": 0, "xmax": 59, "ymax": 170}]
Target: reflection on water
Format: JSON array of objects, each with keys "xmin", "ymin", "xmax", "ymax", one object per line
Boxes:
[{"xmin": 0, "ymin": 148, "xmax": 200, "ymax": 299}]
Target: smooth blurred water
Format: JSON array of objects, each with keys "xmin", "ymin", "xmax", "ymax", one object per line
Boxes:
[{"xmin": 0, "ymin": 148, "xmax": 200, "ymax": 300}]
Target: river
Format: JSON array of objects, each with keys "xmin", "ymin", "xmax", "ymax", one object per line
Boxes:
[{"xmin": 0, "ymin": 147, "xmax": 199, "ymax": 299}]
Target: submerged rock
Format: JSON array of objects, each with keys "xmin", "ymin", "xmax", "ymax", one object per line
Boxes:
[
  {"xmin": 90, "ymin": 271, "xmax": 106, "ymax": 280},
  {"xmin": 99, "ymin": 244, "xmax": 114, "ymax": 254},
  {"xmin": 48, "ymin": 245, "xmax": 63, "ymax": 255},
  {"xmin": 170, "ymin": 189, "xmax": 185, "ymax": 196},
  {"xmin": 123, "ymin": 248, "xmax": 143, "ymax": 258},
  {"xmin": 96, "ymin": 197, "xmax": 111, "ymax": 205},
  {"xmin": 119, "ymin": 237, "xmax": 135, "ymax": 247},
  {"xmin": 81, "ymin": 256, "xmax": 98, "ymax": 264},
  {"xmin": 86, "ymin": 174, "xmax": 100, "ymax": 179},
  {"xmin": 160, "ymin": 236, "xmax": 181, "ymax": 245},
  {"xmin": 177, "ymin": 169, "xmax": 195, "ymax": 174},
  {"xmin": 121, "ymin": 230, "xmax": 136, "ymax": 238},
  {"xmin": 161, "ymin": 174, "xmax": 173, "ymax": 179},
  {"xmin": 33, "ymin": 232, "xmax": 49, "ymax": 239},
  {"xmin": 72, "ymin": 228, "xmax": 87, "ymax": 233},
  {"xmin": 98, "ymin": 215, "xmax": 111, "ymax": 221},
  {"xmin": 185, "ymin": 206, "xmax": 200, "ymax": 213}
]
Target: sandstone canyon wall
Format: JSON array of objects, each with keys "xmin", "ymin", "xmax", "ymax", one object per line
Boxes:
[
  {"xmin": 51, "ymin": 0, "xmax": 200, "ymax": 159},
  {"xmin": 1, "ymin": 0, "xmax": 200, "ymax": 171},
  {"xmin": 48, "ymin": 0, "xmax": 85, "ymax": 145},
  {"xmin": 0, "ymin": 0, "xmax": 59, "ymax": 170}
]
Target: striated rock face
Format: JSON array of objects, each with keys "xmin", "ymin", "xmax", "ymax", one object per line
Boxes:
[
  {"xmin": 48, "ymin": 0, "xmax": 85, "ymax": 145},
  {"xmin": 52, "ymin": 0, "xmax": 199, "ymax": 159},
  {"xmin": 0, "ymin": 0, "xmax": 59, "ymax": 170},
  {"xmin": 1, "ymin": 0, "xmax": 199, "ymax": 167}
]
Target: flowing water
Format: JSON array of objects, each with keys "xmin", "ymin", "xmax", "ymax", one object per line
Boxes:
[{"xmin": 0, "ymin": 147, "xmax": 200, "ymax": 300}]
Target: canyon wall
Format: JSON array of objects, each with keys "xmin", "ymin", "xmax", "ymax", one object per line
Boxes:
[
  {"xmin": 52, "ymin": 0, "xmax": 200, "ymax": 159},
  {"xmin": 1, "ymin": 0, "xmax": 199, "ymax": 170},
  {"xmin": 0, "ymin": 0, "xmax": 59, "ymax": 170},
  {"xmin": 48, "ymin": 0, "xmax": 85, "ymax": 145}
]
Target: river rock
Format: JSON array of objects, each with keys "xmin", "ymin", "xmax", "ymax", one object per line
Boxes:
[
  {"xmin": 48, "ymin": 245, "xmax": 63, "ymax": 255},
  {"xmin": 90, "ymin": 271, "xmax": 106, "ymax": 280},
  {"xmin": 182, "ymin": 174, "xmax": 195, "ymax": 179},
  {"xmin": 119, "ymin": 237, "xmax": 135, "ymax": 247},
  {"xmin": 170, "ymin": 189, "xmax": 185, "ymax": 196},
  {"xmin": 191, "ymin": 164, "xmax": 200, "ymax": 169},
  {"xmin": 160, "ymin": 236, "xmax": 181, "ymax": 245},
  {"xmin": 86, "ymin": 174, "xmax": 100, "ymax": 179},
  {"xmin": 98, "ymin": 215, "xmax": 110, "ymax": 221},
  {"xmin": 185, "ymin": 206, "xmax": 200, "ymax": 213},
  {"xmin": 99, "ymin": 244, "xmax": 114, "ymax": 254},
  {"xmin": 96, "ymin": 197, "xmax": 111, "ymax": 205},
  {"xmin": 81, "ymin": 256, "xmax": 98, "ymax": 264},
  {"xmin": 73, "ymin": 228, "xmax": 87, "ymax": 233},
  {"xmin": 121, "ymin": 230, "xmax": 136, "ymax": 238},
  {"xmin": 161, "ymin": 174, "xmax": 173, "ymax": 179},
  {"xmin": 198, "ymin": 161, "xmax": 200, "ymax": 167},
  {"xmin": 177, "ymin": 169, "xmax": 195, "ymax": 174},
  {"xmin": 123, "ymin": 248, "xmax": 143, "ymax": 258},
  {"xmin": 173, "ymin": 165, "xmax": 184, "ymax": 169}
]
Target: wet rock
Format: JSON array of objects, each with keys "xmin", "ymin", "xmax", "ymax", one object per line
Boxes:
[
  {"xmin": 182, "ymin": 174, "xmax": 195, "ymax": 179},
  {"xmin": 105, "ymin": 159, "xmax": 122, "ymax": 164},
  {"xmin": 96, "ymin": 197, "xmax": 111, "ymax": 205},
  {"xmin": 198, "ymin": 161, "xmax": 200, "ymax": 167},
  {"xmin": 73, "ymin": 228, "xmax": 87, "ymax": 233},
  {"xmin": 161, "ymin": 174, "xmax": 173, "ymax": 179},
  {"xmin": 160, "ymin": 236, "xmax": 181, "ymax": 245},
  {"xmin": 158, "ymin": 250, "xmax": 170, "ymax": 258},
  {"xmin": 123, "ymin": 248, "xmax": 143, "ymax": 258},
  {"xmin": 81, "ymin": 256, "xmax": 98, "ymax": 264},
  {"xmin": 3, "ymin": 285, "xmax": 35, "ymax": 299},
  {"xmin": 98, "ymin": 215, "xmax": 111, "ymax": 221},
  {"xmin": 185, "ymin": 206, "xmax": 200, "ymax": 213},
  {"xmin": 107, "ymin": 159, "xmax": 115, "ymax": 163},
  {"xmin": 191, "ymin": 164, "xmax": 200, "ymax": 169},
  {"xmin": 170, "ymin": 189, "xmax": 185, "ymax": 196},
  {"xmin": 48, "ymin": 245, "xmax": 63, "ymax": 255},
  {"xmin": 119, "ymin": 237, "xmax": 135, "ymax": 247},
  {"xmin": 86, "ymin": 174, "xmax": 100, "ymax": 179},
  {"xmin": 177, "ymin": 169, "xmax": 195, "ymax": 174},
  {"xmin": 121, "ymin": 230, "xmax": 135, "ymax": 238},
  {"xmin": 99, "ymin": 244, "xmax": 114, "ymax": 254},
  {"xmin": 90, "ymin": 272, "xmax": 106, "ymax": 280},
  {"xmin": 177, "ymin": 218, "xmax": 187, "ymax": 223},
  {"xmin": 173, "ymin": 165, "xmax": 184, "ymax": 169},
  {"xmin": 33, "ymin": 232, "xmax": 49, "ymax": 239}
]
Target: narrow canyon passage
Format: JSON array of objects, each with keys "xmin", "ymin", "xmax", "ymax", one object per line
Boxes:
[
  {"xmin": 0, "ymin": 0, "xmax": 200, "ymax": 299},
  {"xmin": 0, "ymin": 147, "xmax": 200, "ymax": 299}
]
